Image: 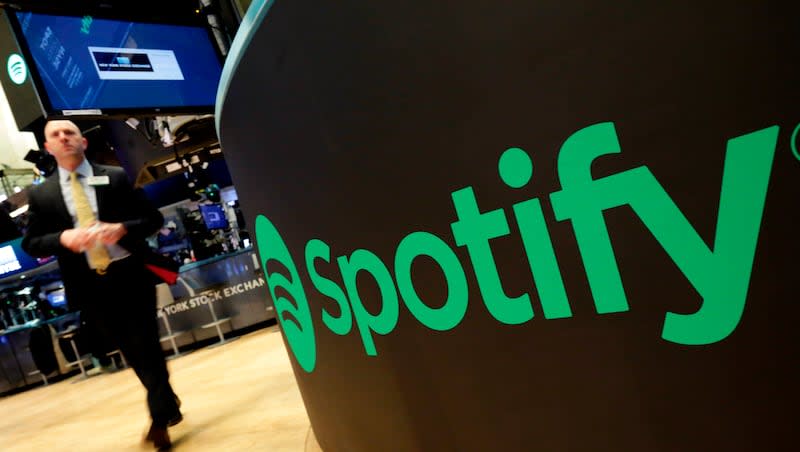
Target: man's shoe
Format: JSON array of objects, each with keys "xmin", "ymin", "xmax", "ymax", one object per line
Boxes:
[{"xmin": 144, "ymin": 423, "xmax": 171, "ymax": 450}]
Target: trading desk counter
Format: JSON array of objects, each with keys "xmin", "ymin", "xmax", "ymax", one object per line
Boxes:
[
  {"xmin": 0, "ymin": 313, "xmax": 81, "ymax": 394},
  {"xmin": 156, "ymin": 248, "xmax": 274, "ymax": 352},
  {"xmin": 1, "ymin": 249, "xmax": 273, "ymax": 394}
]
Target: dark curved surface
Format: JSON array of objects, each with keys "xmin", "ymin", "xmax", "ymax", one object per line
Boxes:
[{"xmin": 217, "ymin": 1, "xmax": 799, "ymax": 450}]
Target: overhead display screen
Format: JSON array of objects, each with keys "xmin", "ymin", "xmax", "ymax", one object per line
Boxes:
[{"xmin": 11, "ymin": 11, "xmax": 222, "ymax": 113}]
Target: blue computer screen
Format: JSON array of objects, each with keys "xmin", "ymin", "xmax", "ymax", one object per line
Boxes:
[
  {"xmin": 0, "ymin": 237, "xmax": 50, "ymax": 279},
  {"xmin": 47, "ymin": 289, "xmax": 67, "ymax": 307},
  {"xmin": 13, "ymin": 11, "xmax": 222, "ymax": 111},
  {"xmin": 199, "ymin": 204, "xmax": 229, "ymax": 230}
]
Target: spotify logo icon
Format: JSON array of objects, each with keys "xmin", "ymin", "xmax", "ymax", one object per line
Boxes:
[{"xmin": 7, "ymin": 53, "xmax": 27, "ymax": 85}]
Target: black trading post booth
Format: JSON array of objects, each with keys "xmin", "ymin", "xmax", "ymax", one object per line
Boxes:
[{"xmin": 215, "ymin": 1, "xmax": 798, "ymax": 451}]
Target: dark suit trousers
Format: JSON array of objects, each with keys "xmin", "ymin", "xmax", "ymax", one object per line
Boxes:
[{"xmin": 83, "ymin": 256, "xmax": 180, "ymax": 427}]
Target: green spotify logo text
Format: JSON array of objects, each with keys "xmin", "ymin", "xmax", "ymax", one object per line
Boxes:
[{"xmin": 256, "ymin": 122, "xmax": 779, "ymax": 372}]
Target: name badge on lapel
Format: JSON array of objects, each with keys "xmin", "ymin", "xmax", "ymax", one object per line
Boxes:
[{"xmin": 87, "ymin": 175, "xmax": 110, "ymax": 186}]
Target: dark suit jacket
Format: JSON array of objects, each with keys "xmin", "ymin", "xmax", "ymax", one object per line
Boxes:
[{"xmin": 21, "ymin": 163, "xmax": 164, "ymax": 310}]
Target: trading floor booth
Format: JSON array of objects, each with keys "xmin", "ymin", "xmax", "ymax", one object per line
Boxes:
[{"xmin": 216, "ymin": 1, "xmax": 799, "ymax": 451}]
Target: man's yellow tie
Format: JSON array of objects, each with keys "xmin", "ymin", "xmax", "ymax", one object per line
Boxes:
[{"xmin": 70, "ymin": 172, "xmax": 111, "ymax": 274}]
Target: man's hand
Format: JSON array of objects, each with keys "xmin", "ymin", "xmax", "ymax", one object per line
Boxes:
[
  {"xmin": 95, "ymin": 222, "xmax": 127, "ymax": 245},
  {"xmin": 59, "ymin": 223, "xmax": 127, "ymax": 252},
  {"xmin": 59, "ymin": 227, "xmax": 99, "ymax": 253}
]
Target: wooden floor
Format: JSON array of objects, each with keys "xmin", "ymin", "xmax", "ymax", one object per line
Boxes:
[{"xmin": 0, "ymin": 326, "xmax": 321, "ymax": 451}]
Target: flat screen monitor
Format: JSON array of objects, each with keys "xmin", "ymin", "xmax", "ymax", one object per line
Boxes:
[
  {"xmin": 8, "ymin": 10, "xmax": 223, "ymax": 117},
  {"xmin": 46, "ymin": 288, "xmax": 67, "ymax": 307},
  {"xmin": 0, "ymin": 237, "xmax": 54, "ymax": 279},
  {"xmin": 199, "ymin": 204, "xmax": 229, "ymax": 230}
]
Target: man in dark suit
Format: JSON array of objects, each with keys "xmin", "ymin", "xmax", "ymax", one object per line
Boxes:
[{"xmin": 22, "ymin": 120, "xmax": 182, "ymax": 450}]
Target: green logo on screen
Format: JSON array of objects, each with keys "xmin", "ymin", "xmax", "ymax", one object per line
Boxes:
[
  {"xmin": 257, "ymin": 122, "xmax": 779, "ymax": 372},
  {"xmin": 80, "ymin": 16, "xmax": 93, "ymax": 35},
  {"xmin": 7, "ymin": 54, "xmax": 27, "ymax": 85}
]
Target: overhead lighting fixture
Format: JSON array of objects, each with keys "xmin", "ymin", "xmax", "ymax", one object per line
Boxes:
[{"xmin": 10, "ymin": 204, "xmax": 29, "ymax": 218}]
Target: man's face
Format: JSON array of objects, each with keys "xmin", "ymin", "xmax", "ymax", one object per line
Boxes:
[{"xmin": 43, "ymin": 120, "xmax": 87, "ymax": 163}]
